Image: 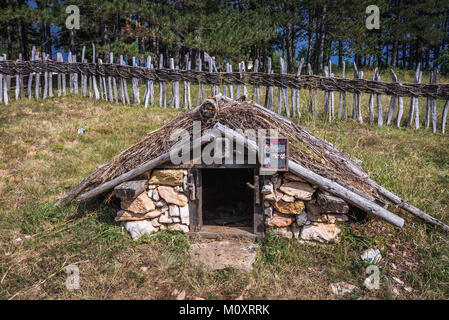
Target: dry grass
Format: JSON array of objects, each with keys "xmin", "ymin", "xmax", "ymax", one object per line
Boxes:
[{"xmin": 0, "ymin": 68, "xmax": 448, "ymax": 300}]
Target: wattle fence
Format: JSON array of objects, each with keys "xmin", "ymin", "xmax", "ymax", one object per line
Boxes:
[{"xmin": 1, "ymin": 45, "xmax": 449, "ymax": 134}]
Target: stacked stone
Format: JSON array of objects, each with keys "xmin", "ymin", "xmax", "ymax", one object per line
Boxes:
[
  {"xmin": 263, "ymin": 172, "xmax": 349, "ymax": 243},
  {"xmin": 115, "ymin": 169, "xmax": 190, "ymax": 240}
]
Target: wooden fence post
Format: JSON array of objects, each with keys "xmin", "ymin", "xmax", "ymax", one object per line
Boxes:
[
  {"xmin": 35, "ymin": 50, "xmax": 40, "ymax": 100},
  {"xmin": 253, "ymin": 59, "xmax": 260, "ymax": 104},
  {"xmin": 48, "ymin": 54, "xmax": 53, "ymax": 98},
  {"xmin": 276, "ymin": 59, "xmax": 283, "ymax": 114},
  {"xmin": 92, "ymin": 44, "xmax": 100, "ymax": 100},
  {"xmin": 132, "ymin": 57, "xmax": 140, "ymax": 104},
  {"xmin": 368, "ymin": 69, "xmax": 376, "ymax": 124},
  {"xmin": 81, "ymin": 46, "xmax": 86, "ymax": 97},
  {"xmin": 43, "ymin": 54, "xmax": 49, "ymax": 99},
  {"xmin": 425, "ymin": 72, "xmax": 433, "ymax": 129},
  {"xmin": 120, "ymin": 56, "xmax": 130, "ymax": 104},
  {"xmin": 432, "ymin": 68, "xmax": 439, "ymax": 133},
  {"xmin": 73, "ymin": 54, "xmax": 79, "ymax": 95},
  {"xmin": 15, "ymin": 55, "xmax": 21, "ymax": 100},
  {"xmin": 338, "ymin": 61, "xmax": 346, "ymax": 119},
  {"xmin": 264, "ymin": 57, "xmax": 273, "ymax": 110},
  {"xmin": 414, "ymin": 71, "xmax": 423, "ymax": 129},
  {"xmin": 375, "ymin": 70, "xmax": 382, "ymax": 126},
  {"xmin": 98, "ymin": 58, "xmax": 104, "ymax": 100},
  {"xmin": 27, "ymin": 46, "xmax": 36, "ymax": 99},
  {"xmin": 281, "ymin": 58, "xmax": 290, "ymax": 117},
  {"xmin": 144, "ymin": 55, "xmax": 151, "ymax": 108},
  {"xmin": 307, "ymin": 63, "xmax": 317, "ymax": 118},
  {"xmin": 242, "ymin": 61, "xmax": 248, "ymax": 98},
  {"xmin": 56, "ymin": 53, "xmax": 62, "ymax": 97},
  {"xmin": 358, "ymin": 71, "xmax": 364, "ymax": 124},
  {"xmin": 0, "ymin": 57, "xmax": 3, "ymax": 105},
  {"xmin": 386, "ymin": 69, "xmax": 398, "ymax": 125},
  {"xmin": 195, "ymin": 56, "xmax": 203, "ymax": 106},
  {"xmin": 295, "ymin": 57, "xmax": 304, "ymax": 117},
  {"xmin": 159, "ymin": 54, "xmax": 166, "ymax": 107},
  {"xmin": 107, "ymin": 53, "xmax": 113, "ymax": 101},
  {"xmin": 324, "ymin": 65, "xmax": 330, "ymax": 121},
  {"xmin": 407, "ymin": 63, "xmax": 421, "ymax": 128},
  {"xmin": 352, "ymin": 62, "xmax": 358, "ymax": 120},
  {"xmin": 0, "ymin": 56, "xmax": 5, "ymax": 105},
  {"xmin": 442, "ymin": 100, "xmax": 449, "ymax": 134},
  {"xmin": 329, "ymin": 60, "xmax": 335, "ymax": 119}
]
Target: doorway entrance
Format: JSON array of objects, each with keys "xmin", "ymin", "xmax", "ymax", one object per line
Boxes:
[{"xmin": 201, "ymin": 168, "xmax": 254, "ymax": 230}]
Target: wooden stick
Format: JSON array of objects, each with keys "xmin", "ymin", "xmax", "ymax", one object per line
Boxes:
[
  {"xmin": 98, "ymin": 58, "xmax": 104, "ymax": 100},
  {"xmin": 195, "ymin": 56, "xmax": 203, "ymax": 106},
  {"xmin": 368, "ymin": 70, "xmax": 376, "ymax": 124},
  {"xmin": 55, "ymin": 162, "xmax": 111, "ymax": 207},
  {"xmin": 425, "ymin": 72, "xmax": 433, "ymax": 129},
  {"xmin": 43, "ymin": 54, "xmax": 48, "ymax": 99},
  {"xmin": 431, "ymin": 68, "xmax": 438, "ymax": 133},
  {"xmin": 296, "ymin": 57, "xmax": 304, "ymax": 117},
  {"xmin": 442, "ymin": 100, "xmax": 449, "ymax": 134},
  {"xmin": 73, "ymin": 54, "xmax": 78, "ymax": 95},
  {"xmin": 92, "ymin": 44, "xmax": 99, "ymax": 100},
  {"xmin": 48, "ymin": 55, "xmax": 53, "ymax": 97},
  {"xmin": 27, "ymin": 46, "xmax": 36, "ymax": 99},
  {"xmin": 132, "ymin": 57, "xmax": 140, "ymax": 104},
  {"xmin": 373, "ymin": 183, "xmax": 449, "ymax": 232},
  {"xmin": 352, "ymin": 62, "xmax": 358, "ymax": 120},
  {"xmin": 407, "ymin": 64, "xmax": 421, "ymax": 128},
  {"xmin": 144, "ymin": 55, "xmax": 151, "ymax": 108},
  {"xmin": 358, "ymin": 71, "xmax": 364, "ymax": 124},
  {"xmin": 160, "ymin": 54, "xmax": 166, "ymax": 107},
  {"xmin": 264, "ymin": 57, "xmax": 272, "ymax": 110},
  {"xmin": 324, "ymin": 66, "xmax": 330, "ymax": 121},
  {"xmin": 111, "ymin": 53, "xmax": 118, "ymax": 103},
  {"xmin": 280, "ymin": 58, "xmax": 290, "ymax": 117},
  {"xmin": 376, "ymin": 71, "xmax": 382, "ymax": 126},
  {"xmin": 386, "ymin": 69, "xmax": 398, "ymax": 125},
  {"xmin": 107, "ymin": 53, "xmax": 113, "ymax": 101},
  {"xmin": 35, "ymin": 50, "xmax": 40, "ymax": 99},
  {"xmin": 338, "ymin": 61, "xmax": 346, "ymax": 119},
  {"xmin": 15, "ymin": 56, "xmax": 21, "ymax": 100},
  {"xmin": 414, "ymin": 71, "xmax": 422, "ymax": 130}
]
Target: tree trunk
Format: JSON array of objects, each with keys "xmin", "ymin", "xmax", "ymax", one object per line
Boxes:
[
  {"xmin": 306, "ymin": 20, "xmax": 313, "ymax": 67},
  {"xmin": 7, "ymin": 24, "xmax": 13, "ymax": 58},
  {"xmin": 392, "ymin": 41, "xmax": 398, "ymax": 67},
  {"xmin": 70, "ymin": 29, "xmax": 76, "ymax": 55},
  {"xmin": 316, "ymin": 6, "xmax": 327, "ymax": 73},
  {"xmin": 338, "ymin": 40, "xmax": 343, "ymax": 67}
]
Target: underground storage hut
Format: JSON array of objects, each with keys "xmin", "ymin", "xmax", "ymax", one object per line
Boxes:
[{"xmin": 57, "ymin": 94, "xmax": 449, "ymax": 242}]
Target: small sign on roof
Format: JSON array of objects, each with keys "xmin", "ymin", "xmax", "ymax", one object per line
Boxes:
[{"xmin": 260, "ymin": 137, "xmax": 289, "ymax": 174}]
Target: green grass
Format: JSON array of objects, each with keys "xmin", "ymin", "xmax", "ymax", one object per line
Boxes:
[{"xmin": 0, "ymin": 69, "xmax": 448, "ymax": 299}]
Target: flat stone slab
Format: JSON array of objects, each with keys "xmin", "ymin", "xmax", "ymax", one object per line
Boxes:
[{"xmin": 189, "ymin": 240, "xmax": 257, "ymax": 271}]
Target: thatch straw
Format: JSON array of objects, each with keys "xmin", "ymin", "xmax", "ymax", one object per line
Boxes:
[{"xmin": 80, "ymin": 96, "xmax": 378, "ymax": 199}]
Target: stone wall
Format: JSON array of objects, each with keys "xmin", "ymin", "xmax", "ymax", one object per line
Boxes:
[
  {"xmin": 262, "ymin": 173, "xmax": 350, "ymax": 243},
  {"xmin": 114, "ymin": 169, "xmax": 190, "ymax": 240},
  {"xmin": 114, "ymin": 168, "xmax": 350, "ymax": 243}
]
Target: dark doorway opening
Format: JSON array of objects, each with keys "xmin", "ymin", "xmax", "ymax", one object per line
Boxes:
[{"xmin": 202, "ymin": 168, "xmax": 254, "ymax": 229}]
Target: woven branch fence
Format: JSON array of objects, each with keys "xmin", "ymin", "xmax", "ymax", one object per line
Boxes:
[{"xmin": 0, "ymin": 46, "xmax": 448, "ymax": 134}]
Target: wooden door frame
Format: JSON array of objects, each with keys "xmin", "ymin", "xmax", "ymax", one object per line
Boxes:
[{"xmin": 189, "ymin": 166, "xmax": 264, "ymax": 235}]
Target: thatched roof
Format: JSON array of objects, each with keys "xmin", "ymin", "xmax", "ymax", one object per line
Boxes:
[{"xmin": 78, "ymin": 95, "xmax": 379, "ymax": 200}]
